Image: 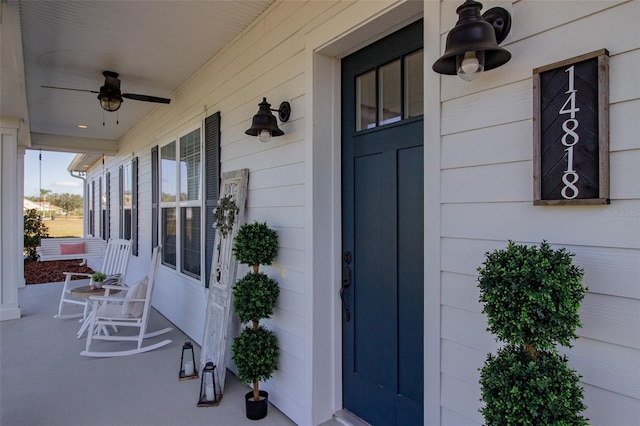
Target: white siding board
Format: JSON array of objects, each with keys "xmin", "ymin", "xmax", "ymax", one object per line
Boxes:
[
  {"xmin": 246, "ymin": 163, "xmax": 305, "ymax": 191},
  {"xmin": 245, "ymin": 206, "xmax": 305, "ymax": 229},
  {"xmin": 277, "ymin": 286, "xmax": 305, "ymax": 317},
  {"xmin": 442, "ymin": 201, "xmax": 640, "ymax": 248},
  {"xmin": 441, "ymin": 120, "xmax": 531, "ymax": 169},
  {"xmin": 442, "ymin": 271, "xmax": 482, "ymax": 314},
  {"xmin": 442, "ymin": 407, "xmax": 481, "ymax": 426},
  {"xmin": 442, "ymin": 80, "xmax": 531, "ymax": 135},
  {"xmin": 272, "ymin": 246, "xmax": 305, "ymax": 274},
  {"xmin": 571, "ymin": 246, "xmax": 640, "ymax": 300},
  {"xmin": 224, "ymin": 138, "xmax": 305, "ymax": 173},
  {"xmin": 563, "ymin": 337, "xmax": 640, "ymax": 399},
  {"xmin": 441, "ymin": 374, "xmax": 483, "ymax": 425},
  {"xmin": 247, "ymin": 185, "xmax": 305, "ymax": 208},
  {"xmin": 610, "ymin": 100, "xmax": 640, "ymax": 152},
  {"xmin": 272, "ymin": 225, "xmax": 304, "ymax": 251},
  {"xmin": 267, "ymin": 267, "xmax": 304, "ymax": 295},
  {"xmin": 441, "ymin": 161, "xmax": 531, "ymax": 203},
  {"xmin": 441, "ymin": 339, "xmax": 487, "ymax": 386},
  {"xmin": 441, "ymin": 238, "xmax": 506, "ymax": 276},
  {"xmin": 610, "ymin": 49, "xmax": 640, "ymax": 104},
  {"xmin": 579, "ymin": 293, "xmax": 640, "ymax": 349},
  {"xmin": 271, "ymin": 307, "xmax": 304, "ymax": 341},
  {"xmin": 610, "ymin": 150, "xmax": 640, "ymax": 199},
  {"xmin": 582, "ymin": 383, "xmax": 640, "ymax": 426},
  {"xmin": 442, "ymin": 306, "xmax": 499, "ymax": 355}
]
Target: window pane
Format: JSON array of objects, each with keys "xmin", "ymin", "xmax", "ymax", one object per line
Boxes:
[
  {"xmin": 123, "ymin": 164, "xmax": 132, "ymax": 208},
  {"xmin": 161, "ymin": 142, "xmax": 176, "ymax": 202},
  {"xmin": 123, "ymin": 209, "xmax": 132, "ymax": 240},
  {"xmin": 181, "ymin": 207, "xmax": 201, "ymax": 278},
  {"xmin": 162, "ymin": 207, "xmax": 176, "ymax": 269},
  {"xmin": 356, "ymin": 70, "xmax": 376, "ymax": 131},
  {"xmin": 379, "ymin": 59, "xmax": 401, "ymax": 126},
  {"xmin": 404, "ymin": 49, "xmax": 424, "ymax": 118},
  {"xmin": 180, "ymin": 129, "xmax": 201, "ymax": 202}
]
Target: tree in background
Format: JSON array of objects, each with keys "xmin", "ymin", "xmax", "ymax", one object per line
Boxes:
[
  {"xmin": 26, "ymin": 192, "xmax": 83, "ymax": 216},
  {"xmin": 48, "ymin": 193, "xmax": 83, "ymax": 216}
]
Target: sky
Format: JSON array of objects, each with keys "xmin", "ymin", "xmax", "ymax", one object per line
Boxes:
[{"xmin": 24, "ymin": 150, "xmax": 83, "ymax": 197}]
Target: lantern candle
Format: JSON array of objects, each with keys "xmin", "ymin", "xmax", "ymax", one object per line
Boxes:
[
  {"xmin": 184, "ymin": 361, "xmax": 194, "ymax": 377},
  {"xmin": 206, "ymin": 384, "xmax": 215, "ymax": 401}
]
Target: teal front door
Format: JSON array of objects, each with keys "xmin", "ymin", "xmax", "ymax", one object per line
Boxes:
[{"xmin": 341, "ymin": 20, "xmax": 424, "ymax": 425}]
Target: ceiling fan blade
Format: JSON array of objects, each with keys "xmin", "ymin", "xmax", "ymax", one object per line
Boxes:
[
  {"xmin": 41, "ymin": 85, "xmax": 99, "ymax": 94},
  {"xmin": 122, "ymin": 93, "xmax": 171, "ymax": 104}
]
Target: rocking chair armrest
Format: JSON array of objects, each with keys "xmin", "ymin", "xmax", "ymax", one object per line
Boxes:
[
  {"xmin": 102, "ymin": 284, "xmax": 124, "ymax": 290},
  {"xmin": 102, "ymin": 285, "xmax": 127, "ymax": 297},
  {"xmin": 63, "ymin": 272, "xmax": 91, "ymax": 278}
]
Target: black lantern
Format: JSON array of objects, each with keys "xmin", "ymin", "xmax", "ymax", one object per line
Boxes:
[
  {"xmin": 179, "ymin": 339, "xmax": 198, "ymax": 380},
  {"xmin": 245, "ymin": 97, "xmax": 291, "ymax": 143},
  {"xmin": 197, "ymin": 361, "xmax": 222, "ymax": 406},
  {"xmin": 432, "ymin": 0, "xmax": 512, "ymax": 81}
]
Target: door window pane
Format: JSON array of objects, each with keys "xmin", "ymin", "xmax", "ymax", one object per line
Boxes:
[
  {"xmin": 404, "ymin": 49, "xmax": 424, "ymax": 118},
  {"xmin": 356, "ymin": 70, "xmax": 376, "ymax": 131},
  {"xmin": 379, "ymin": 59, "xmax": 401, "ymax": 125}
]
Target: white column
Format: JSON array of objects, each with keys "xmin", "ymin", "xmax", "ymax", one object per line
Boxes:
[
  {"xmin": 17, "ymin": 146, "xmax": 26, "ymax": 289},
  {"xmin": 1, "ymin": 123, "xmax": 22, "ymax": 320}
]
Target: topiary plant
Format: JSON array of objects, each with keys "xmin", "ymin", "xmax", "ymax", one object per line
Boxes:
[
  {"xmin": 478, "ymin": 240, "xmax": 585, "ymax": 352},
  {"xmin": 480, "ymin": 345, "xmax": 587, "ymax": 425},
  {"xmin": 233, "ymin": 221, "xmax": 278, "ymax": 272},
  {"xmin": 231, "ymin": 222, "xmax": 279, "ymax": 417},
  {"xmin": 477, "ymin": 241, "xmax": 588, "ymax": 425}
]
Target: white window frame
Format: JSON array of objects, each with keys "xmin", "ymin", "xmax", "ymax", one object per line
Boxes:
[{"xmin": 158, "ymin": 124, "xmax": 204, "ymax": 283}]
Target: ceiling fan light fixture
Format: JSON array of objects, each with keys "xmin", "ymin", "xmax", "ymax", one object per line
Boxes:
[{"xmin": 98, "ymin": 87, "xmax": 123, "ymax": 112}]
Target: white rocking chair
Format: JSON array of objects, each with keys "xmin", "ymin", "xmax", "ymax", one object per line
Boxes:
[
  {"xmin": 54, "ymin": 239, "xmax": 132, "ymax": 320},
  {"xmin": 80, "ymin": 246, "xmax": 172, "ymax": 357}
]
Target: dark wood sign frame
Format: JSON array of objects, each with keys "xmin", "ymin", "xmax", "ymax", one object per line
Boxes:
[{"xmin": 533, "ymin": 49, "xmax": 610, "ymax": 205}]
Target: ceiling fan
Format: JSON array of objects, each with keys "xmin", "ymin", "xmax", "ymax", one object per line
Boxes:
[{"xmin": 42, "ymin": 70, "xmax": 171, "ymax": 112}]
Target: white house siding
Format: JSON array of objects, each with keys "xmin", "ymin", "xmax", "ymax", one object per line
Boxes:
[{"xmin": 437, "ymin": 1, "xmax": 640, "ymax": 425}]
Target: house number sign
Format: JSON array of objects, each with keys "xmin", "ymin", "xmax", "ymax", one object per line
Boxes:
[{"xmin": 533, "ymin": 49, "xmax": 610, "ymax": 205}]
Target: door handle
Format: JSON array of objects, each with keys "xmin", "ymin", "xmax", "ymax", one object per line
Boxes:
[{"xmin": 340, "ymin": 251, "xmax": 352, "ymax": 321}]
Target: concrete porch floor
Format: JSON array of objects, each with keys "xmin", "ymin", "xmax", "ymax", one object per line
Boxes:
[{"xmin": 0, "ymin": 282, "xmax": 339, "ymax": 426}]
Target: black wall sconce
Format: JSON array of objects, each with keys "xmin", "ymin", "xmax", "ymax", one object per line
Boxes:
[
  {"xmin": 245, "ymin": 97, "xmax": 291, "ymax": 143},
  {"xmin": 432, "ymin": 0, "xmax": 512, "ymax": 81}
]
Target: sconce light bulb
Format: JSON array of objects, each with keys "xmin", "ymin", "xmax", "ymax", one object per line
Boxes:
[
  {"xmin": 258, "ymin": 129, "xmax": 272, "ymax": 143},
  {"xmin": 457, "ymin": 51, "xmax": 484, "ymax": 82}
]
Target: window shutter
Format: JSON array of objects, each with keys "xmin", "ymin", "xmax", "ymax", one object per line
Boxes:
[
  {"xmin": 132, "ymin": 157, "xmax": 139, "ymax": 256},
  {"xmin": 118, "ymin": 165, "xmax": 124, "ymax": 238},
  {"xmin": 105, "ymin": 172, "xmax": 111, "ymax": 240},
  {"xmin": 90, "ymin": 180, "xmax": 96, "ymax": 236},
  {"xmin": 151, "ymin": 146, "xmax": 159, "ymax": 251},
  {"xmin": 204, "ymin": 111, "xmax": 221, "ymax": 288},
  {"xmin": 98, "ymin": 176, "xmax": 104, "ymax": 239}
]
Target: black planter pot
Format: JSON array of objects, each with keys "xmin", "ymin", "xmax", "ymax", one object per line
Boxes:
[{"xmin": 245, "ymin": 390, "xmax": 269, "ymax": 420}]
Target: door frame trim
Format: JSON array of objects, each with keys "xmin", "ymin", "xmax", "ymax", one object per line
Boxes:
[{"xmin": 303, "ymin": 1, "xmax": 442, "ymax": 424}]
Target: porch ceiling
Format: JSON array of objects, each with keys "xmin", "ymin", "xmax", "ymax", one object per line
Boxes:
[{"xmin": 2, "ymin": 0, "xmax": 273, "ymax": 168}]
